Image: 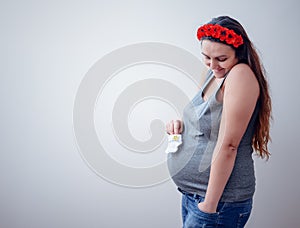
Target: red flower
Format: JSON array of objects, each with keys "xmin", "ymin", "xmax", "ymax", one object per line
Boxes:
[
  {"xmin": 196, "ymin": 24, "xmax": 243, "ymax": 48},
  {"xmin": 225, "ymin": 30, "xmax": 236, "ymax": 45},
  {"xmin": 233, "ymin": 35, "xmax": 243, "ymax": 48},
  {"xmin": 210, "ymin": 24, "xmax": 221, "ymax": 38},
  {"xmin": 219, "ymin": 29, "xmax": 227, "ymax": 41}
]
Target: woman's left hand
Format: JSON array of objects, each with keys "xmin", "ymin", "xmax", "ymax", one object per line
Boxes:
[{"xmin": 197, "ymin": 202, "xmax": 217, "ymax": 214}]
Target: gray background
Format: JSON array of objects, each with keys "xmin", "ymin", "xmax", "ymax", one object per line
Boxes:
[{"xmin": 1, "ymin": 0, "xmax": 299, "ymax": 227}]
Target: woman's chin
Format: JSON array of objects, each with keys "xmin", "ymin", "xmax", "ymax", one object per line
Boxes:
[{"xmin": 213, "ymin": 70, "xmax": 225, "ymax": 78}]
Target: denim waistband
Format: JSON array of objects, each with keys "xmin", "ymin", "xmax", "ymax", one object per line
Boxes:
[{"xmin": 177, "ymin": 188, "xmax": 204, "ymax": 200}]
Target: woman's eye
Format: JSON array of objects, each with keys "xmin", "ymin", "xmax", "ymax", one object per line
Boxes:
[{"xmin": 218, "ymin": 58, "xmax": 227, "ymax": 62}]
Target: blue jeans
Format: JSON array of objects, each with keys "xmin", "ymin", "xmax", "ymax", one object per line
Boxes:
[{"xmin": 180, "ymin": 190, "xmax": 252, "ymax": 228}]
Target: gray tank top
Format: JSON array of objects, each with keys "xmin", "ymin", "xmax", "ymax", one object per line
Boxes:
[{"xmin": 167, "ymin": 70, "xmax": 258, "ymax": 202}]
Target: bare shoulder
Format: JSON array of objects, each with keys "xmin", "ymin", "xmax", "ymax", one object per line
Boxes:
[{"xmin": 225, "ymin": 63, "xmax": 259, "ymax": 95}]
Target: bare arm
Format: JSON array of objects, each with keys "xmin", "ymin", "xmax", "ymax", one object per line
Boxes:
[{"xmin": 198, "ymin": 64, "xmax": 259, "ymax": 213}]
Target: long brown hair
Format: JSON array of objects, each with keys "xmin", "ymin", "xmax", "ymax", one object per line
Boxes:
[{"xmin": 205, "ymin": 16, "xmax": 272, "ymax": 159}]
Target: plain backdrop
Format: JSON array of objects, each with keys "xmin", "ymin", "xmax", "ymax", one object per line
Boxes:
[{"xmin": 1, "ymin": 0, "xmax": 299, "ymax": 227}]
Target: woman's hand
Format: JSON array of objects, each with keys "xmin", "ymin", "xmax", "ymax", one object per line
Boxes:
[
  {"xmin": 165, "ymin": 120, "xmax": 183, "ymax": 135},
  {"xmin": 198, "ymin": 201, "xmax": 217, "ymax": 214}
]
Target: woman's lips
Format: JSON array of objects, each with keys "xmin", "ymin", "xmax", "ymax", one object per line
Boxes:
[{"xmin": 213, "ymin": 68, "xmax": 223, "ymax": 73}]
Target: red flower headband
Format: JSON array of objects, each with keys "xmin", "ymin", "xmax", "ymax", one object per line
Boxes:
[{"xmin": 197, "ymin": 24, "xmax": 244, "ymax": 48}]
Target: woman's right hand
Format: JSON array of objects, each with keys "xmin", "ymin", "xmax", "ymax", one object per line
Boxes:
[{"xmin": 166, "ymin": 120, "xmax": 183, "ymax": 135}]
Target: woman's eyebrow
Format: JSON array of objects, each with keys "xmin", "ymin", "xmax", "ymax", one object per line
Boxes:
[{"xmin": 201, "ymin": 52, "xmax": 209, "ymax": 57}]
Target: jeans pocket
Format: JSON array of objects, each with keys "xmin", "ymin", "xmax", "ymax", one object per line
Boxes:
[
  {"xmin": 237, "ymin": 211, "xmax": 251, "ymax": 228},
  {"xmin": 196, "ymin": 208, "xmax": 218, "ymax": 219},
  {"xmin": 190, "ymin": 199, "xmax": 218, "ymax": 225}
]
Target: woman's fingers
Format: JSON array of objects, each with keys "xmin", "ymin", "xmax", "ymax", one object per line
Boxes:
[
  {"xmin": 173, "ymin": 120, "xmax": 181, "ymax": 134},
  {"xmin": 166, "ymin": 121, "xmax": 173, "ymax": 135},
  {"xmin": 166, "ymin": 120, "xmax": 182, "ymax": 134}
]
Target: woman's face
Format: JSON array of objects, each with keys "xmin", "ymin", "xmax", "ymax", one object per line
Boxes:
[{"xmin": 201, "ymin": 40, "xmax": 238, "ymax": 78}]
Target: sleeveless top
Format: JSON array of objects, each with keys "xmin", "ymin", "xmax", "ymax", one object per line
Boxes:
[{"xmin": 167, "ymin": 70, "xmax": 258, "ymax": 202}]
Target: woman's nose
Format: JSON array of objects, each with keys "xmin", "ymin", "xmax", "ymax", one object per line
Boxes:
[{"xmin": 210, "ymin": 59, "xmax": 218, "ymax": 69}]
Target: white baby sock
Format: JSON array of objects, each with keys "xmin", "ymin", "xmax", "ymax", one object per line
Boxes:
[{"xmin": 165, "ymin": 134, "xmax": 182, "ymax": 153}]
